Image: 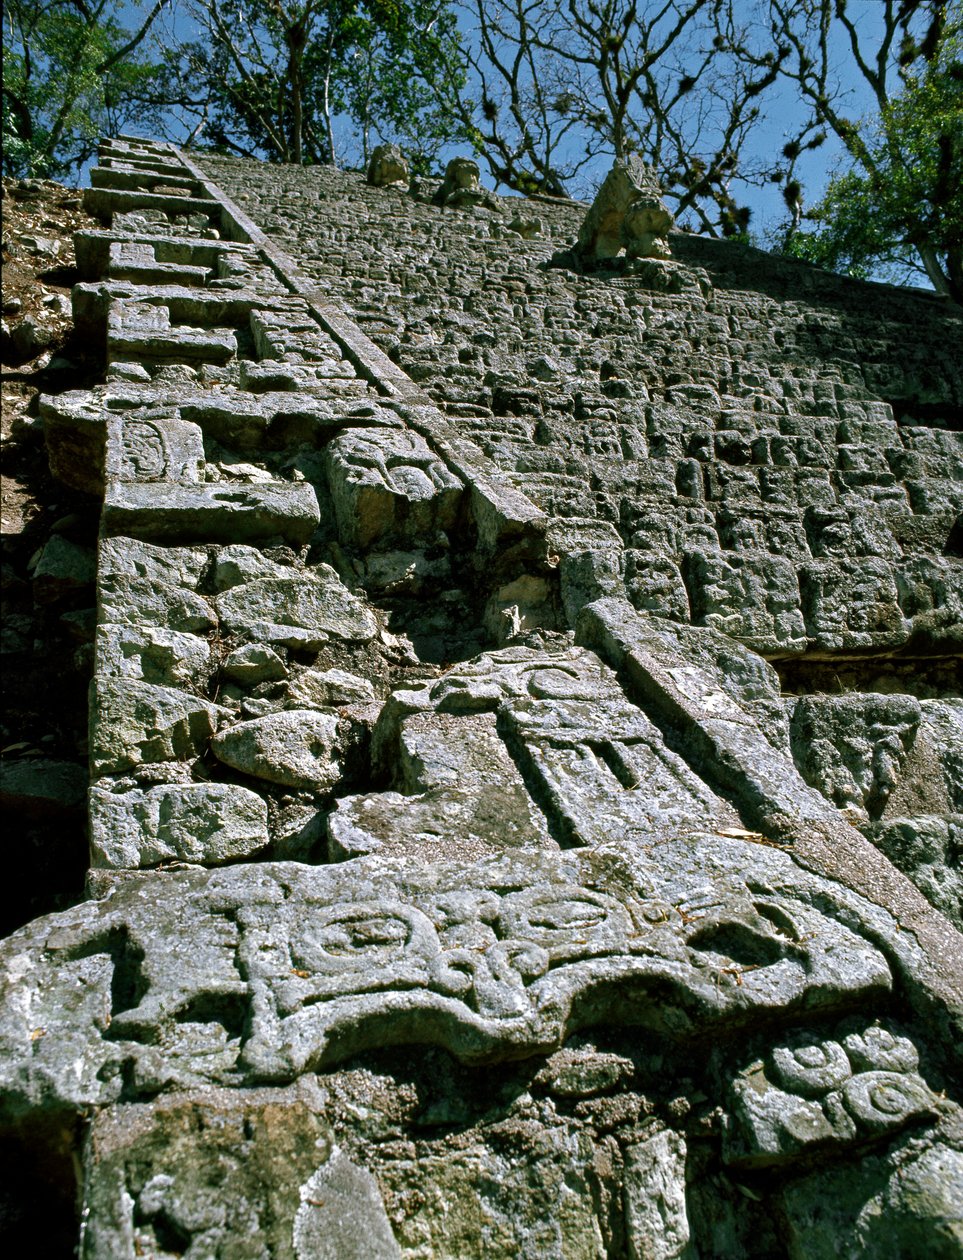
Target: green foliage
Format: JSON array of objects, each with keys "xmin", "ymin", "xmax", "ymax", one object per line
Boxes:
[
  {"xmin": 780, "ymin": 11, "xmax": 963, "ymax": 298},
  {"xmin": 175, "ymin": 0, "xmax": 467, "ymax": 171},
  {"xmin": 2, "ymin": 1, "xmax": 168, "ymax": 180}
]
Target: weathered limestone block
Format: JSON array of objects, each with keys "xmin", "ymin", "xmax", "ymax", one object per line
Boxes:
[
  {"xmin": 575, "ymin": 598, "xmax": 876, "ymax": 841},
  {"xmin": 893, "ymin": 700, "xmax": 963, "ymax": 817},
  {"xmin": 624, "ymin": 554, "xmax": 691, "ymax": 623},
  {"xmin": 682, "ymin": 549, "xmax": 806, "ymax": 654},
  {"xmin": 99, "ymin": 537, "xmax": 209, "ymax": 589},
  {"xmin": 329, "ymin": 711, "xmax": 556, "ymax": 860},
  {"xmin": 74, "ymin": 225, "xmax": 215, "ymax": 281},
  {"xmin": 41, "ymin": 389, "xmax": 110, "ymax": 493},
  {"xmin": 468, "ymin": 473, "xmax": 548, "ymax": 566},
  {"xmin": 328, "ymin": 789, "xmax": 542, "ymax": 862},
  {"xmin": 801, "ymin": 504, "xmax": 897, "ymax": 559},
  {"xmin": 383, "ymin": 1128, "xmax": 604, "ymax": 1258},
  {"xmin": 623, "ymin": 1130, "xmax": 691, "ymax": 1260},
  {"xmin": 800, "ymin": 558, "xmax": 908, "ymax": 652},
  {"xmin": 558, "ymin": 545, "xmax": 625, "ymax": 614},
  {"xmin": 179, "ymin": 393, "xmax": 271, "ymax": 449},
  {"xmin": 89, "ymin": 782, "xmax": 269, "ymax": 868},
  {"xmin": 249, "ymin": 307, "xmax": 341, "ymax": 363},
  {"xmin": 80, "ymin": 1084, "xmax": 337, "ymax": 1260},
  {"xmin": 896, "ymin": 555, "xmax": 963, "ymax": 650},
  {"xmin": 212, "ymin": 710, "xmax": 343, "ymax": 790},
  {"xmin": 215, "ymin": 566, "xmax": 377, "ymax": 649},
  {"xmin": 286, "ymin": 667, "xmax": 375, "ymax": 707},
  {"xmin": 790, "ymin": 694, "xmax": 923, "ymax": 822},
  {"xmin": 105, "ymin": 412, "xmax": 205, "ymax": 484},
  {"xmin": 95, "ymin": 624, "xmax": 212, "ymax": 688},
  {"xmin": 369, "ymin": 644, "xmax": 741, "ymax": 851},
  {"xmin": 107, "ymin": 238, "xmax": 211, "ymax": 285},
  {"xmin": 210, "ymin": 543, "xmax": 294, "ymax": 590},
  {"xmin": 91, "ymin": 164, "xmax": 200, "ymax": 193},
  {"xmin": 575, "ymin": 156, "xmax": 674, "ymax": 263},
  {"xmin": 367, "ymin": 143, "xmax": 409, "ymax": 189},
  {"xmin": 0, "ymin": 840, "xmax": 897, "ymax": 1112},
  {"xmin": 640, "ymin": 616, "xmax": 791, "ymax": 751},
  {"xmin": 103, "ymin": 480, "xmax": 320, "ymax": 546},
  {"xmin": 778, "ymin": 1121, "xmax": 963, "ymax": 1259},
  {"xmin": 872, "ymin": 815, "xmax": 963, "ymax": 930},
  {"xmin": 74, "ymin": 281, "xmax": 260, "ymax": 345},
  {"xmin": 325, "ymin": 427, "xmax": 463, "ymax": 549},
  {"xmin": 106, "ymin": 299, "xmax": 237, "ymax": 363},
  {"xmin": 98, "ymin": 574, "xmax": 216, "ymax": 633},
  {"xmin": 90, "ymin": 679, "xmax": 225, "ymax": 775}
]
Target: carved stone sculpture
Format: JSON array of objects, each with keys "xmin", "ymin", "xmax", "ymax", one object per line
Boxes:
[
  {"xmin": 367, "ymin": 143, "xmax": 410, "ymax": 190},
  {"xmin": 575, "ymin": 155, "xmax": 675, "ymax": 262},
  {"xmin": 434, "ymin": 156, "xmax": 499, "ymax": 209}
]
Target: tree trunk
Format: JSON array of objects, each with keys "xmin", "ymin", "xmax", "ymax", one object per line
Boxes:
[{"xmin": 917, "ymin": 243, "xmax": 954, "ymax": 300}]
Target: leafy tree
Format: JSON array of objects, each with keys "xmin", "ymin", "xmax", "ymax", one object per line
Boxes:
[
  {"xmin": 2, "ymin": 0, "xmax": 169, "ymax": 179},
  {"xmin": 167, "ymin": 0, "xmax": 467, "ymax": 170},
  {"xmin": 763, "ymin": 0, "xmax": 962, "ymax": 300}
]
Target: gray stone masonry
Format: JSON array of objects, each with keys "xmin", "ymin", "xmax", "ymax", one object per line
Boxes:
[{"xmin": 0, "ymin": 135, "xmax": 960, "ymax": 1258}]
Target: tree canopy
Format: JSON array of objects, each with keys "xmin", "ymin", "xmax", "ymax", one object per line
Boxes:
[
  {"xmin": 162, "ymin": 0, "xmax": 467, "ymax": 170},
  {"xmin": 3, "ymin": 0, "xmax": 960, "ymax": 301},
  {"xmin": 772, "ymin": 1, "xmax": 962, "ymax": 300},
  {"xmin": 2, "ymin": 0, "xmax": 170, "ymax": 179}
]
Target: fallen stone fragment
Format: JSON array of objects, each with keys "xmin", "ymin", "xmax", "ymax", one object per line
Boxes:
[
  {"xmin": 286, "ymin": 668, "xmax": 375, "ymax": 707},
  {"xmin": 212, "ymin": 710, "xmax": 342, "ymax": 790},
  {"xmin": 223, "ymin": 643, "xmax": 288, "ymax": 684}
]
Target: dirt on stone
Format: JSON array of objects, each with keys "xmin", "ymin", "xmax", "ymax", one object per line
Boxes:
[{"xmin": 1, "ymin": 178, "xmax": 104, "ymax": 935}]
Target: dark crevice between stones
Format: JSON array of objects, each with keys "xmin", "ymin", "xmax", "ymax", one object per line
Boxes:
[
  {"xmin": 775, "ymin": 655, "xmax": 962, "ymax": 701},
  {"xmin": 492, "ymin": 714, "xmax": 578, "ymax": 851}
]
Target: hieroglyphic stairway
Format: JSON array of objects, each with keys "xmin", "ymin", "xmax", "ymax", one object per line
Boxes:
[{"xmin": 1, "ymin": 137, "xmax": 961, "ymax": 1258}]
